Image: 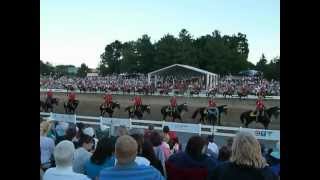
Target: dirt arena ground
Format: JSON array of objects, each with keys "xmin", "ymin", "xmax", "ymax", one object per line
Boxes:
[{"xmin": 40, "ymin": 92, "xmax": 280, "ymax": 130}]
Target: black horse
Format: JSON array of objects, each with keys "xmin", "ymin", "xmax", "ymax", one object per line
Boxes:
[
  {"xmin": 190, "ymin": 90, "xmax": 200, "ymax": 96},
  {"xmin": 40, "ymin": 98, "xmax": 59, "ymax": 112},
  {"xmin": 64, "ymin": 100, "xmax": 79, "ymax": 114},
  {"xmin": 206, "ymin": 88, "xmax": 218, "ymax": 97},
  {"xmin": 240, "ymin": 106, "xmax": 280, "ymax": 129},
  {"xmin": 237, "ymin": 90, "xmax": 249, "ymax": 100},
  {"xmin": 99, "ymin": 101, "xmax": 120, "ymax": 117},
  {"xmin": 192, "ymin": 105, "xmax": 228, "ymax": 125},
  {"xmin": 125, "ymin": 104, "xmax": 151, "ymax": 119},
  {"xmin": 161, "ymin": 103, "xmax": 188, "ymax": 122},
  {"xmin": 223, "ymin": 89, "xmax": 234, "ymax": 99}
]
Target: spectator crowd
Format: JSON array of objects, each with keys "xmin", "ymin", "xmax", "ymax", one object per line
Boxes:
[
  {"xmin": 40, "ymin": 74, "xmax": 280, "ymax": 96},
  {"xmin": 40, "ymin": 117, "xmax": 280, "ymax": 180}
]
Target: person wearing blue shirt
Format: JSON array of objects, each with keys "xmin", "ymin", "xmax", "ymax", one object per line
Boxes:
[{"xmin": 99, "ymin": 135, "xmax": 164, "ymax": 180}]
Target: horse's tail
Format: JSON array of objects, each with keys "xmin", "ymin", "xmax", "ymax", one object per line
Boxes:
[{"xmin": 192, "ymin": 108, "xmax": 200, "ymax": 119}]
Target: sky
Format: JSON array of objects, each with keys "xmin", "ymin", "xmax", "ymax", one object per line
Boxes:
[{"xmin": 40, "ymin": 0, "xmax": 280, "ymax": 69}]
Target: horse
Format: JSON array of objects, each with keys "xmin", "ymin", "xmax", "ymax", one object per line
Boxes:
[
  {"xmin": 64, "ymin": 100, "xmax": 79, "ymax": 114},
  {"xmin": 237, "ymin": 90, "xmax": 249, "ymax": 100},
  {"xmin": 125, "ymin": 104, "xmax": 151, "ymax": 119},
  {"xmin": 192, "ymin": 105, "xmax": 228, "ymax": 125},
  {"xmin": 190, "ymin": 90, "xmax": 200, "ymax": 96},
  {"xmin": 240, "ymin": 106, "xmax": 280, "ymax": 129},
  {"xmin": 40, "ymin": 98, "xmax": 59, "ymax": 112},
  {"xmin": 161, "ymin": 103, "xmax": 188, "ymax": 122},
  {"xmin": 206, "ymin": 88, "xmax": 218, "ymax": 97},
  {"xmin": 222, "ymin": 89, "xmax": 234, "ymax": 99},
  {"xmin": 99, "ymin": 101, "xmax": 120, "ymax": 117}
]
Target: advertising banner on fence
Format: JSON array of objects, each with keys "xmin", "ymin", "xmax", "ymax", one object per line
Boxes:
[
  {"xmin": 240, "ymin": 127, "xmax": 280, "ymax": 141},
  {"xmin": 49, "ymin": 113, "xmax": 76, "ymax": 124},
  {"xmin": 164, "ymin": 122, "xmax": 200, "ymax": 134}
]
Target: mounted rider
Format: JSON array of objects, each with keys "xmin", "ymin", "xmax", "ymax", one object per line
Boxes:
[
  {"xmin": 68, "ymin": 91, "xmax": 76, "ymax": 106},
  {"xmin": 103, "ymin": 92, "xmax": 113, "ymax": 108},
  {"xmin": 255, "ymin": 95, "xmax": 265, "ymax": 121},
  {"xmin": 207, "ymin": 97, "xmax": 219, "ymax": 118},
  {"xmin": 46, "ymin": 89, "xmax": 53, "ymax": 104},
  {"xmin": 133, "ymin": 95, "xmax": 142, "ymax": 111},
  {"xmin": 169, "ymin": 95, "xmax": 177, "ymax": 115}
]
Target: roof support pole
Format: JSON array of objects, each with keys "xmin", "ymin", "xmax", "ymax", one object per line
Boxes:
[
  {"xmin": 206, "ymin": 73, "xmax": 209, "ymax": 90},
  {"xmin": 148, "ymin": 74, "xmax": 151, "ymax": 85}
]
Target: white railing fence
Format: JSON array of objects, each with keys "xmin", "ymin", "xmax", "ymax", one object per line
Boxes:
[{"xmin": 40, "ymin": 112, "xmax": 279, "ymax": 141}]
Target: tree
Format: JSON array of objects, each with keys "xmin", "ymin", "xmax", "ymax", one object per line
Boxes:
[
  {"xmin": 256, "ymin": 54, "xmax": 268, "ymax": 72},
  {"xmin": 100, "ymin": 40, "xmax": 123, "ymax": 74},
  {"xmin": 40, "ymin": 60, "xmax": 55, "ymax": 75},
  {"xmin": 77, "ymin": 63, "xmax": 89, "ymax": 77},
  {"xmin": 135, "ymin": 34, "xmax": 156, "ymax": 73}
]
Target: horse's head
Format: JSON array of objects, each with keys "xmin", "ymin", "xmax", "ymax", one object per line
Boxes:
[
  {"xmin": 179, "ymin": 103, "xmax": 188, "ymax": 112},
  {"xmin": 144, "ymin": 105, "xmax": 151, "ymax": 114},
  {"xmin": 114, "ymin": 102, "xmax": 120, "ymax": 109}
]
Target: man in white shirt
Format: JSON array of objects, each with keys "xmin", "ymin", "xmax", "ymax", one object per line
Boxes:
[{"xmin": 43, "ymin": 140, "xmax": 90, "ymax": 180}]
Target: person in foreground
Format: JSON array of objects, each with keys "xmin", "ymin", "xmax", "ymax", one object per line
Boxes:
[
  {"xmin": 209, "ymin": 131, "xmax": 278, "ymax": 180},
  {"xmin": 99, "ymin": 135, "xmax": 164, "ymax": 180},
  {"xmin": 43, "ymin": 140, "xmax": 90, "ymax": 180}
]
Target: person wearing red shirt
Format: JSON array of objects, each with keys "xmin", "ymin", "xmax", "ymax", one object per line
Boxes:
[
  {"xmin": 103, "ymin": 92, "xmax": 113, "ymax": 108},
  {"xmin": 208, "ymin": 97, "xmax": 218, "ymax": 118},
  {"xmin": 46, "ymin": 90, "xmax": 53, "ymax": 104},
  {"xmin": 255, "ymin": 96, "xmax": 265, "ymax": 121},
  {"xmin": 68, "ymin": 91, "xmax": 76, "ymax": 104},
  {"xmin": 169, "ymin": 96, "xmax": 177, "ymax": 115},
  {"xmin": 133, "ymin": 95, "xmax": 142, "ymax": 111}
]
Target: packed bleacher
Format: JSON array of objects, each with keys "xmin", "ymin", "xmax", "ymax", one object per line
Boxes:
[
  {"xmin": 40, "ymin": 118, "xmax": 280, "ymax": 180},
  {"xmin": 40, "ymin": 74, "xmax": 280, "ymax": 96}
]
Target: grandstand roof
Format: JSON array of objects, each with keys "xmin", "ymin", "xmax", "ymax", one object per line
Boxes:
[{"xmin": 148, "ymin": 64, "xmax": 217, "ymax": 77}]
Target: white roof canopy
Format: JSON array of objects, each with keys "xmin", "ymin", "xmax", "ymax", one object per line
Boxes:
[{"xmin": 148, "ymin": 64, "xmax": 217, "ymax": 77}]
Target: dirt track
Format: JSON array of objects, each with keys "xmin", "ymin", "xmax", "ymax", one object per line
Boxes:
[{"xmin": 40, "ymin": 92, "xmax": 280, "ymax": 130}]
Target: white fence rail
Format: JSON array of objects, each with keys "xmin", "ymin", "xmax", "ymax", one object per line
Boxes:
[
  {"xmin": 40, "ymin": 112, "xmax": 280, "ymax": 141},
  {"xmin": 40, "ymin": 88, "xmax": 280, "ymax": 100}
]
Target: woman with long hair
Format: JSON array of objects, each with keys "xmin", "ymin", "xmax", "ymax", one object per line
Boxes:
[
  {"xmin": 209, "ymin": 131, "xmax": 278, "ymax": 180},
  {"xmin": 84, "ymin": 136, "xmax": 116, "ymax": 180}
]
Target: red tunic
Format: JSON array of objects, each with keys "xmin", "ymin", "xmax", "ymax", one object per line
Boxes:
[
  {"xmin": 208, "ymin": 99, "xmax": 216, "ymax": 107},
  {"xmin": 68, "ymin": 92, "xmax": 76, "ymax": 101},
  {"xmin": 134, "ymin": 96, "xmax": 142, "ymax": 106},
  {"xmin": 170, "ymin": 97, "xmax": 177, "ymax": 107},
  {"xmin": 47, "ymin": 91, "xmax": 53, "ymax": 98},
  {"xmin": 104, "ymin": 94, "xmax": 112, "ymax": 104},
  {"xmin": 256, "ymin": 99, "xmax": 265, "ymax": 110}
]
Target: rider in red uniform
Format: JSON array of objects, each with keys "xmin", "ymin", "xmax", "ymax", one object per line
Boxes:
[
  {"xmin": 68, "ymin": 91, "xmax": 76, "ymax": 104},
  {"xmin": 103, "ymin": 92, "xmax": 113, "ymax": 108},
  {"xmin": 46, "ymin": 89, "xmax": 53, "ymax": 104},
  {"xmin": 169, "ymin": 95, "xmax": 177, "ymax": 114},
  {"xmin": 255, "ymin": 96, "xmax": 265, "ymax": 121},
  {"xmin": 208, "ymin": 97, "xmax": 218, "ymax": 117},
  {"xmin": 133, "ymin": 95, "xmax": 142, "ymax": 111}
]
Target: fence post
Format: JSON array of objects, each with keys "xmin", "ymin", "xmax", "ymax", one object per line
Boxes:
[
  {"xmin": 74, "ymin": 114, "xmax": 77, "ymax": 124},
  {"xmin": 198, "ymin": 123, "xmax": 202, "ymax": 136},
  {"xmin": 129, "ymin": 118, "xmax": 132, "ymax": 129}
]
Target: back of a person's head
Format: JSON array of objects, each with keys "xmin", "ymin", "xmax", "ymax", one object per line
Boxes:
[
  {"xmin": 54, "ymin": 140, "xmax": 75, "ymax": 167},
  {"xmin": 185, "ymin": 136, "xmax": 206, "ymax": 160},
  {"xmin": 142, "ymin": 140, "xmax": 157, "ymax": 162},
  {"xmin": 40, "ymin": 121, "xmax": 51, "ymax": 136},
  {"xmin": 78, "ymin": 134, "xmax": 93, "ymax": 147},
  {"xmin": 91, "ymin": 136, "xmax": 115, "ymax": 165},
  {"xmin": 150, "ymin": 131, "xmax": 162, "ymax": 147},
  {"xmin": 163, "ymin": 126, "xmax": 170, "ymax": 133},
  {"xmin": 218, "ymin": 145, "xmax": 231, "ymax": 162},
  {"xmin": 116, "ymin": 126, "xmax": 128, "ymax": 137},
  {"xmin": 131, "ymin": 133, "xmax": 144, "ymax": 154},
  {"xmin": 148, "ymin": 125, "xmax": 154, "ymax": 131},
  {"xmin": 230, "ymin": 132, "xmax": 267, "ymax": 168},
  {"xmin": 115, "ymin": 135, "xmax": 138, "ymax": 165},
  {"xmin": 65, "ymin": 125, "xmax": 77, "ymax": 141},
  {"xmin": 207, "ymin": 135, "xmax": 214, "ymax": 143}
]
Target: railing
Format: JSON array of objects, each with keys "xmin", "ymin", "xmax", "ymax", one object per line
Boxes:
[
  {"xmin": 40, "ymin": 112, "xmax": 280, "ymax": 141},
  {"xmin": 40, "ymin": 89, "xmax": 280, "ymax": 100}
]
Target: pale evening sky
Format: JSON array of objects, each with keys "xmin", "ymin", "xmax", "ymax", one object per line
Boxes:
[{"xmin": 40, "ymin": 0, "xmax": 280, "ymax": 69}]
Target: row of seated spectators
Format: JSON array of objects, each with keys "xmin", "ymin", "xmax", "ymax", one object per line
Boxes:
[{"xmin": 40, "ymin": 118, "xmax": 280, "ymax": 180}]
